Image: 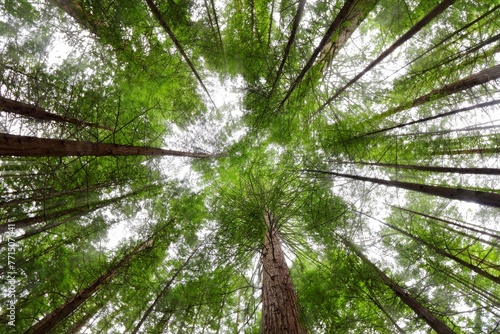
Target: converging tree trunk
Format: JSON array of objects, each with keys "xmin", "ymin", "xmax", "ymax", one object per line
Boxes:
[
  {"xmin": 26, "ymin": 238, "xmax": 155, "ymax": 334},
  {"xmin": 304, "ymin": 169, "xmax": 500, "ymax": 208},
  {"xmin": 342, "ymin": 238, "xmax": 456, "ymax": 334},
  {"xmin": 0, "ymin": 133, "xmax": 217, "ymax": 158},
  {"xmin": 261, "ymin": 211, "xmax": 306, "ymax": 334},
  {"xmin": 0, "ymin": 96, "xmax": 112, "ymax": 130}
]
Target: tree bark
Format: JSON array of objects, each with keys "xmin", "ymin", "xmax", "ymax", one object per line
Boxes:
[
  {"xmin": 304, "ymin": 169, "xmax": 500, "ymax": 208},
  {"xmin": 261, "ymin": 211, "xmax": 306, "ymax": 334},
  {"xmin": 343, "ymin": 239, "xmax": 456, "ymax": 334},
  {"xmin": 341, "ymin": 161, "xmax": 500, "ymax": 175},
  {"xmin": 26, "ymin": 238, "xmax": 155, "ymax": 334},
  {"xmin": 312, "ymin": 0, "xmax": 456, "ymax": 117},
  {"xmin": 0, "ymin": 133, "xmax": 217, "ymax": 158},
  {"xmin": 0, "ymin": 96, "xmax": 112, "ymax": 131}
]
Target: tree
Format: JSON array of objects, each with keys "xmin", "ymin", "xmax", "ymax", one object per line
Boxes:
[{"xmin": 1, "ymin": 0, "xmax": 500, "ymax": 332}]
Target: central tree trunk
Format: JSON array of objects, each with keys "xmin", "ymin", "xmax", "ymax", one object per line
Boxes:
[{"xmin": 261, "ymin": 211, "xmax": 306, "ymax": 334}]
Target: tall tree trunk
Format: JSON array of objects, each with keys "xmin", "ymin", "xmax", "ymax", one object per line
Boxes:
[
  {"xmin": 340, "ymin": 161, "xmax": 500, "ymax": 175},
  {"xmin": 312, "ymin": 0, "xmax": 456, "ymax": 117},
  {"xmin": 359, "ymin": 99, "xmax": 500, "ymax": 139},
  {"xmin": 25, "ymin": 238, "xmax": 155, "ymax": 334},
  {"xmin": 304, "ymin": 169, "xmax": 500, "ymax": 208},
  {"xmin": 372, "ymin": 64, "xmax": 500, "ymax": 122},
  {"xmin": 0, "ymin": 96, "xmax": 112, "ymax": 131},
  {"xmin": 382, "ymin": 222, "xmax": 500, "ymax": 285},
  {"xmin": 131, "ymin": 240, "xmax": 204, "ymax": 334},
  {"xmin": 390, "ymin": 205, "xmax": 500, "ymax": 242},
  {"xmin": 261, "ymin": 211, "xmax": 306, "ymax": 334},
  {"xmin": 0, "ymin": 181, "xmax": 114, "ymax": 209},
  {"xmin": 144, "ymin": 0, "xmax": 216, "ymax": 108},
  {"xmin": 278, "ymin": 0, "xmax": 377, "ymax": 112},
  {"xmin": 342, "ymin": 238, "xmax": 455, "ymax": 334},
  {"xmin": 0, "ymin": 133, "xmax": 217, "ymax": 158}
]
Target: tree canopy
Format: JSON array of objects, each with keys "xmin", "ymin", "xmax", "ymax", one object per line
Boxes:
[{"xmin": 1, "ymin": 0, "xmax": 499, "ymax": 333}]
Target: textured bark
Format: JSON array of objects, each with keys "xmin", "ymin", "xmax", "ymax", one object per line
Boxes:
[
  {"xmin": 304, "ymin": 169, "xmax": 500, "ymax": 208},
  {"xmin": 26, "ymin": 238, "xmax": 155, "ymax": 334},
  {"xmin": 261, "ymin": 212, "xmax": 306, "ymax": 334},
  {"xmin": 342, "ymin": 161, "xmax": 500, "ymax": 175},
  {"xmin": 0, "ymin": 96, "xmax": 111, "ymax": 130},
  {"xmin": 373, "ymin": 64, "xmax": 500, "ymax": 121},
  {"xmin": 278, "ymin": 0, "xmax": 377, "ymax": 112},
  {"xmin": 313, "ymin": 0, "xmax": 457, "ymax": 117},
  {"xmin": 0, "ymin": 133, "xmax": 217, "ymax": 158},
  {"xmin": 343, "ymin": 239, "xmax": 455, "ymax": 334}
]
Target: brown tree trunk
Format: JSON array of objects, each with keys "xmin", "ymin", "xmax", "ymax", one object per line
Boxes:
[
  {"xmin": 0, "ymin": 96, "xmax": 112, "ymax": 130},
  {"xmin": 374, "ymin": 64, "xmax": 500, "ymax": 121},
  {"xmin": 0, "ymin": 182, "xmax": 114, "ymax": 209},
  {"xmin": 26, "ymin": 238, "xmax": 155, "ymax": 334},
  {"xmin": 360, "ymin": 99, "xmax": 500, "ymax": 138},
  {"xmin": 278, "ymin": 0, "xmax": 377, "ymax": 112},
  {"xmin": 144, "ymin": 0, "xmax": 216, "ymax": 108},
  {"xmin": 383, "ymin": 222, "xmax": 500, "ymax": 285},
  {"xmin": 341, "ymin": 161, "xmax": 500, "ymax": 175},
  {"xmin": 343, "ymin": 239, "xmax": 456, "ymax": 334},
  {"xmin": 0, "ymin": 133, "xmax": 217, "ymax": 158},
  {"xmin": 313, "ymin": 0, "xmax": 456, "ymax": 117},
  {"xmin": 261, "ymin": 211, "xmax": 306, "ymax": 334},
  {"xmin": 304, "ymin": 169, "xmax": 500, "ymax": 208}
]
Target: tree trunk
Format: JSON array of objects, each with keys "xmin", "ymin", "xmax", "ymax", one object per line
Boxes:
[
  {"xmin": 341, "ymin": 161, "xmax": 500, "ymax": 175},
  {"xmin": 261, "ymin": 211, "xmax": 306, "ymax": 334},
  {"xmin": 390, "ymin": 205, "xmax": 500, "ymax": 242},
  {"xmin": 313, "ymin": 0, "xmax": 456, "ymax": 117},
  {"xmin": 374, "ymin": 64, "xmax": 500, "ymax": 121},
  {"xmin": 144, "ymin": 0, "xmax": 216, "ymax": 108},
  {"xmin": 0, "ymin": 96, "xmax": 112, "ymax": 130},
  {"xmin": 278, "ymin": 0, "xmax": 377, "ymax": 112},
  {"xmin": 360, "ymin": 99, "xmax": 500, "ymax": 138},
  {"xmin": 0, "ymin": 182, "xmax": 114, "ymax": 209},
  {"xmin": 343, "ymin": 239, "xmax": 456, "ymax": 334},
  {"xmin": 383, "ymin": 222, "xmax": 500, "ymax": 285},
  {"xmin": 26, "ymin": 238, "xmax": 155, "ymax": 334},
  {"xmin": 0, "ymin": 133, "xmax": 217, "ymax": 158},
  {"xmin": 304, "ymin": 169, "xmax": 500, "ymax": 208}
]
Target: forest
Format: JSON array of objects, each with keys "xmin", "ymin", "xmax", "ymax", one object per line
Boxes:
[{"xmin": 0, "ymin": 0, "xmax": 499, "ymax": 333}]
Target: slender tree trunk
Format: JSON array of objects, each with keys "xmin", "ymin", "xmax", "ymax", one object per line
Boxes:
[
  {"xmin": 278, "ymin": 0, "xmax": 377, "ymax": 112},
  {"xmin": 26, "ymin": 238, "xmax": 155, "ymax": 334},
  {"xmin": 0, "ymin": 184, "xmax": 154, "ymax": 234},
  {"xmin": 0, "ymin": 96, "xmax": 112, "ymax": 130},
  {"xmin": 340, "ymin": 161, "xmax": 500, "ymax": 175},
  {"xmin": 343, "ymin": 238, "xmax": 455, "ymax": 334},
  {"xmin": 373, "ymin": 64, "xmax": 500, "ymax": 121},
  {"xmin": 367, "ymin": 294, "xmax": 406, "ymax": 334},
  {"xmin": 0, "ymin": 133, "xmax": 217, "ymax": 158},
  {"xmin": 144, "ymin": 0, "xmax": 216, "ymax": 108},
  {"xmin": 313, "ymin": 0, "xmax": 456, "ymax": 117},
  {"xmin": 435, "ymin": 147, "xmax": 500, "ymax": 156},
  {"xmin": 261, "ymin": 211, "xmax": 306, "ymax": 334},
  {"xmin": 359, "ymin": 99, "xmax": 500, "ymax": 138},
  {"xmin": 304, "ymin": 169, "xmax": 500, "ymax": 208},
  {"xmin": 382, "ymin": 222, "xmax": 500, "ymax": 285},
  {"xmin": 390, "ymin": 205, "xmax": 500, "ymax": 241},
  {"xmin": 131, "ymin": 240, "xmax": 203, "ymax": 334},
  {"xmin": 0, "ymin": 181, "xmax": 114, "ymax": 209}
]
